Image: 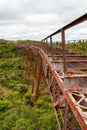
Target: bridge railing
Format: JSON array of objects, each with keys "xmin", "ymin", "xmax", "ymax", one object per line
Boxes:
[{"xmin": 41, "ymin": 13, "xmax": 87, "ymax": 74}]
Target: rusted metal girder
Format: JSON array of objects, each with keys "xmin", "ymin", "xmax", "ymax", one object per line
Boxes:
[
  {"xmin": 61, "ymin": 29, "xmax": 67, "ymax": 74},
  {"xmin": 15, "ymin": 13, "xmax": 87, "ymax": 130},
  {"xmin": 30, "ymin": 45, "xmax": 87, "ymax": 130},
  {"xmin": 16, "ymin": 43, "xmax": 87, "ymax": 130}
]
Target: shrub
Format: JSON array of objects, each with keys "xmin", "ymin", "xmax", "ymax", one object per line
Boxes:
[
  {"xmin": 36, "ymin": 99, "xmax": 44, "ymax": 108},
  {"xmin": 13, "ymin": 118, "xmax": 31, "ymax": 130},
  {"xmin": 24, "ymin": 92, "xmax": 31, "ymax": 104},
  {"xmin": 0, "ymin": 100, "xmax": 12, "ymax": 111},
  {"xmin": 18, "ymin": 84, "xmax": 28, "ymax": 94},
  {"xmin": 24, "ymin": 92, "xmax": 31, "ymax": 99}
]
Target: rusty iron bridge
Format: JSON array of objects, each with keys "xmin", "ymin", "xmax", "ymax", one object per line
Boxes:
[{"xmin": 16, "ymin": 14, "xmax": 87, "ymax": 130}]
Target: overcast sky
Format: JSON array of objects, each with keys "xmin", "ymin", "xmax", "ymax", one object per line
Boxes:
[{"xmin": 0, "ymin": 0, "xmax": 87, "ymax": 41}]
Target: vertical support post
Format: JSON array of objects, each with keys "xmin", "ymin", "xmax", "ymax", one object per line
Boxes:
[
  {"xmin": 61, "ymin": 29, "xmax": 67, "ymax": 75},
  {"xmin": 25, "ymin": 61, "xmax": 29, "ymax": 84},
  {"xmin": 44, "ymin": 40, "xmax": 46, "ymax": 44},
  {"xmin": 50, "ymin": 36, "xmax": 54, "ymax": 58},
  {"xmin": 20, "ymin": 51, "xmax": 24, "ymax": 69},
  {"xmin": 63, "ymin": 101, "xmax": 74, "ymax": 130},
  {"xmin": 46, "ymin": 39, "xmax": 48, "ymax": 44},
  {"xmin": 54, "ymin": 107, "xmax": 61, "ymax": 130},
  {"xmin": 82, "ymin": 39, "xmax": 84, "ymax": 51},
  {"xmin": 50, "ymin": 36, "xmax": 52, "ymax": 48},
  {"xmin": 33, "ymin": 57, "xmax": 38, "ymax": 96},
  {"xmin": 63, "ymin": 101, "xmax": 68, "ymax": 130},
  {"xmin": 73, "ymin": 40, "xmax": 76, "ymax": 48},
  {"xmin": 25, "ymin": 54, "xmax": 31, "ymax": 84},
  {"xmin": 74, "ymin": 40, "xmax": 76, "ymax": 45},
  {"xmin": 33, "ymin": 56, "xmax": 42, "ymax": 99}
]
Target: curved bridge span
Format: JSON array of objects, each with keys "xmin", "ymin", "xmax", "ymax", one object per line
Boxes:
[{"xmin": 16, "ymin": 14, "xmax": 87, "ymax": 130}]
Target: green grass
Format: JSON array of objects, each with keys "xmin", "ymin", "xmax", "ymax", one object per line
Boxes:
[
  {"xmin": 52, "ymin": 41, "xmax": 87, "ymax": 55},
  {"xmin": 0, "ymin": 40, "xmax": 57, "ymax": 130}
]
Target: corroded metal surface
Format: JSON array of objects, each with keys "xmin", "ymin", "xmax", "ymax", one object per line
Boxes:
[
  {"xmin": 17, "ymin": 44, "xmax": 87, "ymax": 130},
  {"xmin": 15, "ymin": 14, "xmax": 87, "ymax": 130}
]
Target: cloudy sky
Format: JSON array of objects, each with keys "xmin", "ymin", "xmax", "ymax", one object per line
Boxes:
[{"xmin": 0, "ymin": 0, "xmax": 87, "ymax": 41}]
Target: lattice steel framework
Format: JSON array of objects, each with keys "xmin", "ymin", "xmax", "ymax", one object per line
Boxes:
[{"xmin": 15, "ymin": 14, "xmax": 87, "ymax": 130}]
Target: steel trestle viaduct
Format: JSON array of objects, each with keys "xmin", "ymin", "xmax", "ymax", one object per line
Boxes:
[{"xmin": 16, "ymin": 14, "xmax": 87, "ymax": 130}]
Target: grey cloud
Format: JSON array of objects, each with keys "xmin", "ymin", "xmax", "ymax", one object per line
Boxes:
[{"xmin": 0, "ymin": 0, "xmax": 87, "ymax": 40}]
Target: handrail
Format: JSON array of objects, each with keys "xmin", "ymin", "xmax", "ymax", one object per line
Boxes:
[
  {"xmin": 41, "ymin": 13, "xmax": 87, "ymax": 74},
  {"xmin": 41, "ymin": 13, "xmax": 87, "ymax": 42}
]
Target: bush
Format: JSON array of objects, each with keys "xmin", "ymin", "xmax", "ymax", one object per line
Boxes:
[
  {"xmin": 4, "ymin": 80, "xmax": 18, "ymax": 89},
  {"xmin": 13, "ymin": 118, "xmax": 31, "ymax": 130},
  {"xmin": 24, "ymin": 92, "xmax": 31, "ymax": 99},
  {"xmin": 18, "ymin": 84, "xmax": 28, "ymax": 94},
  {"xmin": 24, "ymin": 92, "xmax": 31, "ymax": 104},
  {"xmin": 36, "ymin": 99, "xmax": 44, "ymax": 108},
  {"xmin": 38, "ymin": 111, "xmax": 57, "ymax": 130},
  {"xmin": 0, "ymin": 100, "xmax": 12, "ymax": 111}
]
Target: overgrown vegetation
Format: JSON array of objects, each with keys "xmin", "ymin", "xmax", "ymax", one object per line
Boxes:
[
  {"xmin": 53, "ymin": 41, "xmax": 87, "ymax": 55},
  {"xmin": 0, "ymin": 39, "xmax": 57, "ymax": 130},
  {"xmin": 0, "ymin": 39, "xmax": 86, "ymax": 129},
  {"xmin": 66, "ymin": 41, "xmax": 87, "ymax": 55}
]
